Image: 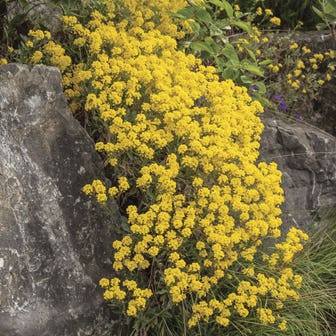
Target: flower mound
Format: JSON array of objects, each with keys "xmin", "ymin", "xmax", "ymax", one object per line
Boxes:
[{"xmin": 25, "ymin": 0, "xmax": 308, "ymax": 332}]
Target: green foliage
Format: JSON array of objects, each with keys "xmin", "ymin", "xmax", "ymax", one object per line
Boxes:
[
  {"xmin": 263, "ymin": 0, "xmax": 320, "ymax": 29},
  {"xmin": 0, "ymin": 0, "xmax": 33, "ymax": 50},
  {"xmin": 288, "ymin": 211, "xmax": 336, "ymax": 335},
  {"xmin": 235, "ymin": 0, "xmax": 321, "ymax": 30},
  {"xmin": 173, "ymin": 0, "xmax": 267, "ymax": 102},
  {"xmin": 313, "ymin": 0, "xmax": 336, "ymax": 47}
]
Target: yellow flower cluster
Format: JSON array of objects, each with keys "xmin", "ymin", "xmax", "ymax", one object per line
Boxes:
[
  {"xmin": 24, "ymin": 29, "xmax": 71, "ymax": 72},
  {"xmin": 82, "ymin": 179, "xmax": 107, "ymax": 203},
  {"xmin": 255, "ymin": 7, "xmax": 281, "ymax": 26},
  {"xmin": 99, "ymin": 277, "xmax": 152, "ymax": 316},
  {"xmin": 21, "ymin": 0, "xmax": 308, "ymax": 331},
  {"xmin": 275, "ymin": 227, "xmax": 308, "ymax": 263},
  {"xmin": 28, "ymin": 29, "xmax": 51, "ymax": 41},
  {"xmin": 286, "ymin": 47, "xmax": 335, "ymax": 91},
  {"xmin": 270, "ymin": 17, "xmax": 281, "ymax": 26}
]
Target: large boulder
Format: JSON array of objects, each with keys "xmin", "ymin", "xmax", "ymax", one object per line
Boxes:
[
  {"xmin": 260, "ymin": 111, "xmax": 336, "ymax": 231},
  {"xmin": 0, "ymin": 64, "xmax": 118, "ymax": 336}
]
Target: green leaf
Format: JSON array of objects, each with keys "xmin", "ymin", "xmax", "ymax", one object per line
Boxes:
[
  {"xmin": 205, "ymin": 36, "xmax": 220, "ymax": 53},
  {"xmin": 208, "ymin": 0, "xmax": 234, "ymax": 18},
  {"xmin": 312, "ymin": 5, "xmax": 325, "ymax": 20},
  {"xmin": 215, "ymin": 57, "xmax": 225, "ymax": 71},
  {"xmin": 316, "ymin": 22, "xmax": 328, "ymax": 29},
  {"xmin": 194, "ymin": 8, "xmax": 212, "ymax": 23},
  {"xmin": 188, "ymin": 20, "xmax": 201, "ymax": 34},
  {"xmin": 254, "ymin": 81, "xmax": 267, "ymax": 94},
  {"xmin": 217, "ymin": 20, "xmax": 231, "ymax": 30},
  {"xmin": 245, "ymin": 47, "xmax": 256, "ymax": 62},
  {"xmin": 190, "ymin": 41, "xmax": 214, "ymax": 54},
  {"xmin": 218, "ymin": 35, "xmax": 229, "ymax": 44},
  {"xmin": 172, "ymin": 6, "xmax": 195, "ymax": 20},
  {"xmin": 222, "ymin": 44, "xmax": 239, "ymax": 62},
  {"xmin": 259, "ymin": 59, "xmax": 273, "ymax": 66},
  {"xmin": 255, "ymin": 94, "xmax": 271, "ymax": 106},
  {"xmin": 243, "ymin": 63, "xmax": 264, "ymax": 77},
  {"xmin": 240, "ymin": 75, "xmax": 253, "ymax": 84},
  {"xmin": 325, "ymin": 0, "xmax": 336, "ymax": 11},
  {"xmin": 328, "ymin": 0, "xmax": 336, "ymax": 6},
  {"xmin": 222, "ymin": 67, "xmax": 239, "ymax": 80},
  {"xmin": 209, "ymin": 24, "xmax": 223, "ymax": 36},
  {"xmin": 120, "ymin": 216, "xmax": 130, "ymax": 233},
  {"xmin": 179, "ymin": 41, "xmax": 191, "ymax": 50},
  {"xmin": 324, "ymin": 12, "xmax": 336, "ymax": 23},
  {"xmin": 234, "ymin": 21, "xmax": 253, "ymax": 34}
]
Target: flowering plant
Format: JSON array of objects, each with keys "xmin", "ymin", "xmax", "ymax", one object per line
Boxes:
[{"xmin": 72, "ymin": 2, "xmax": 307, "ymax": 334}]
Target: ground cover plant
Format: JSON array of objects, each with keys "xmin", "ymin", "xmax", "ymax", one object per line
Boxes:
[{"xmin": 2, "ymin": 0, "xmax": 336, "ymax": 335}]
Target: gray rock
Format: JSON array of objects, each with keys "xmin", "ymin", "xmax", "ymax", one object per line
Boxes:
[
  {"xmin": 0, "ymin": 64, "xmax": 118, "ymax": 336},
  {"xmin": 6, "ymin": 0, "xmax": 62, "ymax": 34},
  {"xmin": 260, "ymin": 111, "xmax": 336, "ymax": 231}
]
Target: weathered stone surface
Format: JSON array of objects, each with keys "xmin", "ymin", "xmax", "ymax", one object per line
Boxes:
[
  {"xmin": 6, "ymin": 0, "xmax": 62, "ymax": 34},
  {"xmin": 260, "ymin": 111, "xmax": 336, "ymax": 231},
  {"xmin": 0, "ymin": 64, "xmax": 118, "ymax": 336}
]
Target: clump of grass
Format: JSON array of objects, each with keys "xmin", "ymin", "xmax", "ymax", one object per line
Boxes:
[{"xmin": 283, "ymin": 210, "xmax": 336, "ymax": 335}]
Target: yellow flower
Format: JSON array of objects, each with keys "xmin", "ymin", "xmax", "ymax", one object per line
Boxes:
[
  {"xmin": 118, "ymin": 176, "xmax": 130, "ymax": 192},
  {"xmin": 297, "ymin": 60, "xmax": 305, "ymax": 69},
  {"xmin": 294, "ymin": 69, "xmax": 302, "ymax": 77},
  {"xmin": 103, "ymin": 290, "xmax": 114, "ymax": 300},
  {"xmin": 30, "ymin": 51, "xmax": 43, "ymax": 64},
  {"xmin": 265, "ymin": 9, "xmax": 273, "ymax": 15},
  {"xmin": 28, "ymin": 29, "xmax": 45, "ymax": 40},
  {"xmin": 108, "ymin": 186, "xmax": 119, "ymax": 197},
  {"xmin": 278, "ymin": 319, "xmax": 288, "ymax": 330},
  {"xmin": 82, "ymin": 184, "xmax": 94, "ymax": 195},
  {"xmin": 270, "ymin": 17, "xmax": 281, "ymax": 26},
  {"xmin": 96, "ymin": 193, "xmax": 107, "ymax": 203},
  {"xmin": 26, "ymin": 40, "xmax": 34, "ymax": 48},
  {"xmin": 258, "ymin": 308, "xmax": 275, "ymax": 325},
  {"xmin": 126, "ymin": 304, "xmax": 137, "ymax": 316},
  {"xmin": 99, "ymin": 278, "xmax": 110, "ymax": 288},
  {"xmin": 302, "ymin": 46, "xmax": 311, "ymax": 54},
  {"xmin": 289, "ymin": 42, "xmax": 298, "ymax": 49}
]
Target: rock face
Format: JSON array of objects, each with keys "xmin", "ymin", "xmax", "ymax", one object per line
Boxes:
[
  {"xmin": 6, "ymin": 0, "xmax": 62, "ymax": 34},
  {"xmin": 0, "ymin": 64, "xmax": 118, "ymax": 336},
  {"xmin": 260, "ymin": 112, "xmax": 336, "ymax": 231},
  {"xmin": 5, "ymin": 0, "xmax": 90, "ymax": 35}
]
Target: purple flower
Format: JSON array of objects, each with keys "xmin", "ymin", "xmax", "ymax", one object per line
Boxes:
[
  {"xmin": 278, "ymin": 100, "xmax": 287, "ymax": 112},
  {"xmin": 251, "ymin": 84, "xmax": 259, "ymax": 91},
  {"xmin": 272, "ymin": 93, "xmax": 287, "ymax": 112},
  {"xmin": 295, "ymin": 113, "xmax": 302, "ymax": 121},
  {"xmin": 273, "ymin": 93, "xmax": 282, "ymax": 100}
]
